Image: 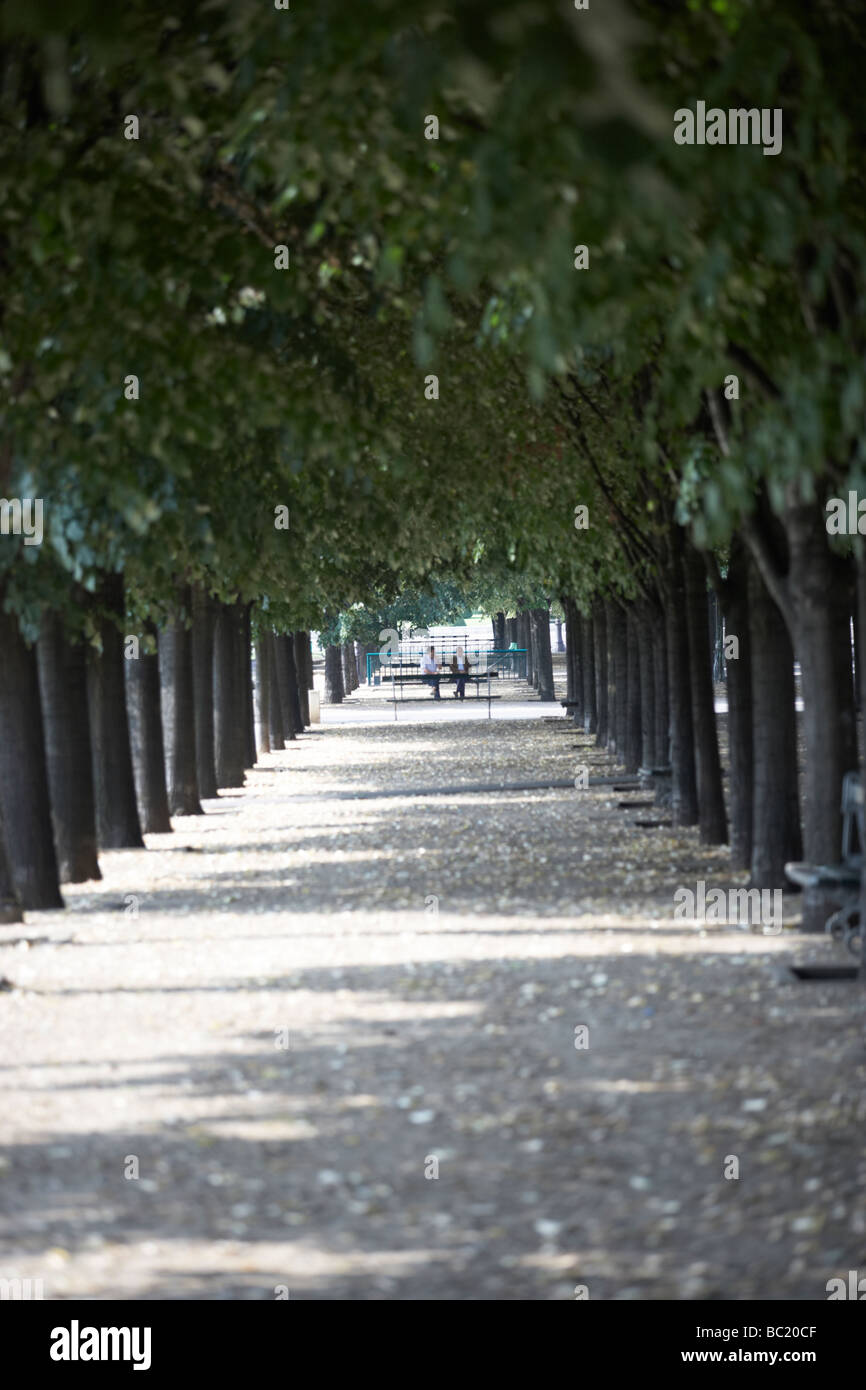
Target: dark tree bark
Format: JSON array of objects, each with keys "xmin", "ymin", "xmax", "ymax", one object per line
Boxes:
[
  {"xmin": 707, "ymin": 587, "xmax": 722, "ymax": 681},
  {"xmin": 520, "ymin": 609, "xmax": 534, "ymax": 687},
  {"xmin": 530, "ymin": 607, "xmax": 555, "ymax": 701},
  {"xmin": 0, "ymin": 603, "xmax": 64, "ymax": 907},
  {"xmin": 0, "ymin": 807, "xmax": 22, "ymax": 922},
  {"xmin": 593, "ymin": 600, "xmax": 608, "ymax": 748},
  {"xmin": 684, "ymin": 544, "xmax": 728, "ymax": 844},
  {"xmin": 341, "ymin": 641, "xmax": 357, "ymax": 695},
  {"xmin": 662, "ymin": 533, "xmax": 698, "ymax": 827},
  {"xmin": 493, "ymin": 611, "xmax": 507, "ymax": 652},
  {"xmin": 125, "ymin": 627, "xmax": 172, "ymax": 835},
  {"xmin": 604, "ymin": 600, "xmax": 617, "ymax": 753},
  {"xmin": 37, "ymin": 611, "xmax": 101, "ymax": 881},
  {"xmin": 255, "ymin": 633, "xmax": 271, "ymax": 755},
  {"xmin": 160, "ymin": 588, "xmax": 203, "ymax": 816},
  {"xmin": 274, "ymin": 633, "xmax": 298, "ymax": 739},
  {"xmin": 624, "ymin": 606, "xmax": 642, "ymax": 774},
  {"xmin": 324, "ymin": 644, "xmax": 345, "ymax": 703},
  {"xmin": 294, "ymin": 631, "xmax": 311, "ymax": 726},
  {"xmin": 648, "ymin": 596, "xmax": 669, "ymax": 768},
  {"xmin": 519, "ymin": 609, "xmax": 531, "ymax": 687},
  {"xmin": 505, "ymin": 616, "xmax": 518, "ymax": 647},
  {"xmin": 787, "ymin": 508, "xmax": 857, "ymax": 926},
  {"xmin": 213, "ymin": 601, "xmax": 245, "ymax": 788},
  {"xmin": 716, "ymin": 537, "xmax": 753, "ymax": 871},
  {"xmin": 747, "ymin": 493, "xmax": 857, "ymax": 927},
  {"xmin": 241, "ymin": 604, "xmax": 256, "ymax": 769},
  {"xmin": 87, "ymin": 574, "xmax": 144, "ymax": 850},
  {"xmin": 280, "ymin": 633, "xmax": 303, "ymax": 735},
  {"xmin": 192, "ymin": 587, "xmax": 218, "ymax": 800},
  {"xmin": 562, "ymin": 597, "xmax": 580, "ymax": 720},
  {"xmin": 857, "ymin": 546, "xmax": 866, "ymax": 984},
  {"xmin": 581, "ymin": 612, "xmax": 597, "ymax": 735},
  {"xmin": 606, "ymin": 600, "xmax": 628, "ymax": 760},
  {"xmin": 635, "ymin": 602, "xmax": 655, "ymax": 768},
  {"xmin": 268, "ymin": 633, "xmax": 285, "ymax": 749},
  {"xmin": 748, "ymin": 554, "xmax": 801, "ymax": 888}
]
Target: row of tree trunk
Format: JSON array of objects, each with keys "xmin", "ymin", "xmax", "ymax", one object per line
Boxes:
[
  {"xmin": 0, "ymin": 574, "xmax": 314, "ymax": 917},
  {"xmin": 510, "ymin": 604, "xmax": 555, "ymax": 700},
  {"xmin": 560, "ymin": 523, "xmax": 862, "ymax": 935},
  {"xmin": 324, "ymin": 641, "xmax": 363, "ymax": 703}
]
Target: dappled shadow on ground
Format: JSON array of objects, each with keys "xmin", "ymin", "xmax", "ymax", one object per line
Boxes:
[
  {"xmin": 0, "ymin": 715, "xmax": 862, "ymax": 1300},
  {"xmin": 1, "ymin": 930, "xmax": 862, "ymax": 1300}
]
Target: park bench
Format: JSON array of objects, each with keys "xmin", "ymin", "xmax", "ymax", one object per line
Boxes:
[
  {"xmin": 386, "ymin": 671, "xmax": 501, "ymax": 702},
  {"xmin": 785, "ymin": 770, "xmax": 863, "ymax": 957}
]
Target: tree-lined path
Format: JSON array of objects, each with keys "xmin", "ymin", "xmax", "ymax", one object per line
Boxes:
[
  {"xmin": 1, "ymin": 709, "xmax": 862, "ymax": 1301},
  {"xmin": 2, "ymin": 0, "xmax": 866, "ymax": 1322}
]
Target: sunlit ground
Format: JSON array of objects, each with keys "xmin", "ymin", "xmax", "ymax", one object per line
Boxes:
[{"xmin": 0, "ymin": 709, "xmax": 863, "ymax": 1300}]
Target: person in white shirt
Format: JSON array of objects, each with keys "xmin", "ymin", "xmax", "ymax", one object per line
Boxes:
[
  {"xmin": 420, "ymin": 645, "xmax": 441, "ymax": 699},
  {"xmin": 450, "ymin": 645, "xmax": 471, "ymax": 699}
]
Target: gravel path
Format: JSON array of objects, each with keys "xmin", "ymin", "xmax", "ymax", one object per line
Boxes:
[{"xmin": 1, "ymin": 707, "xmax": 864, "ymax": 1300}]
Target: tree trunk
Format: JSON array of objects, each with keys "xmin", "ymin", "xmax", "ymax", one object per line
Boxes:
[
  {"xmin": 274, "ymin": 633, "xmax": 298, "ymax": 739},
  {"xmin": 213, "ymin": 601, "xmax": 245, "ymax": 788},
  {"xmin": 748, "ymin": 554, "xmax": 801, "ymax": 888},
  {"xmin": 635, "ymin": 602, "xmax": 654, "ymax": 768},
  {"xmin": 555, "ymin": 616, "xmax": 565, "ymax": 653},
  {"xmin": 160, "ymin": 589, "xmax": 203, "ymax": 816},
  {"xmin": 606, "ymin": 600, "xmax": 628, "ymax": 760},
  {"xmin": 324, "ymin": 644, "xmax": 345, "ymax": 703},
  {"xmin": 341, "ymin": 641, "xmax": 356, "ymax": 695},
  {"xmin": 581, "ymin": 612, "xmax": 597, "ymax": 735},
  {"xmin": 562, "ymin": 597, "xmax": 580, "ymax": 720},
  {"xmin": 255, "ymin": 634, "xmax": 271, "ymax": 755},
  {"xmin": 294, "ymin": 631, "xmax": 311, "ymax": 726},
  {"xmin": 856, "ymin": 545, "xmax": 866, "ymax": 984},
  {"xmin": 280, "ymin": 633, "xmax": 303, "ymax": 735},
  {"xmin": 242, "ymin": 604, "xmax": 256, "ymax": 769},
  {"xmin": 785, "ymin": 500, "xmax": 857, "ymax": 928},
  {"xmin": 0, "ymin": 604, "xmax": 64, "ymax": 907},
  {"xmin": 648, "ymin": 596, "xmax": 669, "ymax": 768},
  {"xmin": 520, "ymin": 610, "xmax": 534, "ymax": 687},
  {"xmin": 530, "ymin": 607, "xmax": 555, "ymax": 701},
  {"xmin": 623, "ymin": 607, "xmax": 642, "ymax": 774},
  {"xmin": 663, "ymin": 534, "xmax": 698, "ymax": 827},
  {"xmin": 593, "ymin": 600, "xmax": 608, "ymax": 748},
  {"xmin": 0, "ymin": 806, "xmax": 22, "ymax": 922},
  {"xmin": 493, "ymin": 611, "xmax": 507, "ymax": 652},
  {"xmin": 37, "ymin": 611, "xmax": 102, "ymax": 881},
  {"xmin": 192, "ymin": 587, "xmax": 218, "ymax": 800},
  {"xmin": 573, "ymin": 604, "xmax": 585, "ymax": 722},
  {"xmin": 684, "ymin": 544, "xmax": 728, "ymax": 844},
  {"xmin": 268, "ymin": 632, "xmax": 285, "ymax": 749},
  {"xmin": 125, "ymin": 627, "xmax": 172, "ymax": 835},
  {"xmin": 87, "ymin": 574, "xmax": 144, "ymax": 850},
  {"xmin": 717, "ymin": 537, "xmax": 753, "ymax": 871}
]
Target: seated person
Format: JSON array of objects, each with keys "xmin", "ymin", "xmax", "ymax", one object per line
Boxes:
[
  {"xmin": 450, "ymin": 645, "xmax": 472, "ymax": 699},
  {"xmin": 420, "ymin": 645, "xmax": 441, "ymax": 699}
]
